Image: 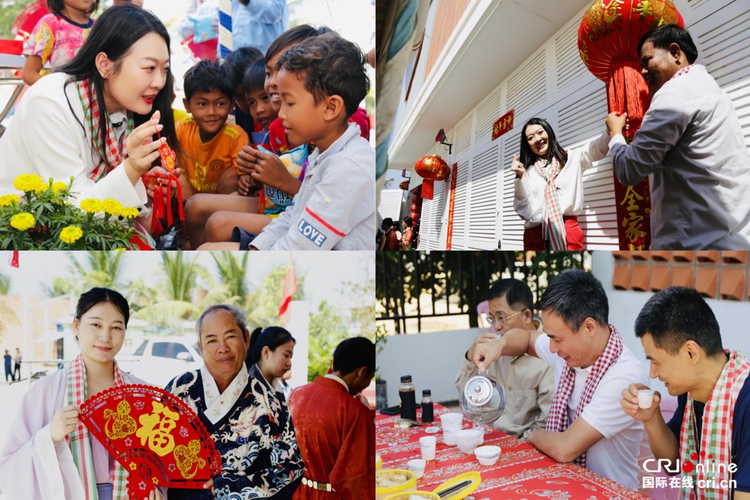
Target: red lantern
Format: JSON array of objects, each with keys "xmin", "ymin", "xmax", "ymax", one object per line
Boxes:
[
  {"xmin": 578, "ymin": 0, "xmax": 683, "ymax": 137},
  {"xmin": 578, "ymin": 0, "xmax": 682, "ymax": 251},
  {"xmin": 399, "ymin": 180, "xmax": 410, "ymax": 191},
  {"xmin": 410, "ymin": 204, "xmax": 418, "ymax": 212},
  {"xmin": 410, "ymin": 196, "xmax": 418, "ymax": 204},
  {"xmin": 414, "ymin": 155, "xmax": 449, "ymax": 200},
  {"xmin": 409, "ymin": 212, "xmax": 419, "ymax": 220}
]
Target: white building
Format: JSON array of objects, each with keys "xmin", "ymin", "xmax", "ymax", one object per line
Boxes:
[{"xmin": 387, "ymin": 0, "xmax": 750, "ymax": 250}]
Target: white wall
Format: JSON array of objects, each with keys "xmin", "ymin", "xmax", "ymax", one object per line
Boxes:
[
  {"xmin": 378, "ymin": 328, "xmax": 482, "ymax": 406},
  {"xmin": 377, "ymin": 189, "xmax": 404, "ymax": 223},
  {"xmin": 592, "ymin": 252, "xmax": 750, "ymax": 398}
]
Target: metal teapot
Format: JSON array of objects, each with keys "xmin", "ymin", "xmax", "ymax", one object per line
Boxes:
[{"xmin": 459, "ymin": 373, "xmax": 506, "ymax": 426}]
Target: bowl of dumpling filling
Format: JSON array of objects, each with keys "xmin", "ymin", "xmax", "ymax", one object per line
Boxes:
[
  {"xmin": 376, "ymin": 469, "xmax": 417, "ymax": 499},
  {"xmin": 383, "ymin": 492, "xmax": 440, "ymax": 500}
]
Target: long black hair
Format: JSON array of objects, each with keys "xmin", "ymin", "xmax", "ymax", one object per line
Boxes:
[
  {"xmin": 265, "ymin": 24, "xmax": 332, "ymax": 64},
  {"xmin": 518, "ymin": 117, "xmax": 568, "ymax": 169},
  {"xmin": 75, "ymin": 287, "xmax": 130, "ymax": 327},
  {"xmin": 246, "ymin": 326, "xmax": 296, "ymax": 366},
  {"xmin": 57, "ymin": 4, "xmax": 180, "ymax": 169}
]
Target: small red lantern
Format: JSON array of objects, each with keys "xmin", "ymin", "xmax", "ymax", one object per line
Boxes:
[
  {"xmin": 409, "ymin": 212, "xmax": 419, "ymax": 220},
  {"xmin": 410, "ymin": 204, "xmax": 418, "ymax": 212},
  {"xmin": 414, "ymin": 154, "xmax": 449, "ymax": 200},
  {"xmin": 399, "ymin": 180, "xmax": 410, "ymax": 191},
  {"xmin": 411, "ymin": 196, "xmax": 418, "ymax": 204}
]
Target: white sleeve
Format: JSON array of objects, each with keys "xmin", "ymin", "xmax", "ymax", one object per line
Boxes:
[
  {"xmin": 534, "ymin": 333, "xmax": 564, "ymax": 382},
  {"xmin": 21, "ymin": 93, "xmax": 147, "ymax": 210},
  {"xmin": 610, "ymin": 88, "xmax": 694, "ymax": 186},
  {"xmin": 514, "ymin": 173, "xmax": 541, "ymax": 221},
  {"xmin": 579, "ymin": 130, "xmax": 611, "ymax": 169}
]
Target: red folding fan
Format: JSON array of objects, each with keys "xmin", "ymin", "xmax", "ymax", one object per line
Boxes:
[{"xmin": 80, "ymin": 384, "xmax": 222, "ymax": 500}]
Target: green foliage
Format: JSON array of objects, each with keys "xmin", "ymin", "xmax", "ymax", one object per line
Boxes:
[
  {"xmin": 0, "ymin": 269, "xmax": 9, "ymax": 295},
  {"xmin": 0, "ymin": 0, "xmax": 27, "ymax": 39},
  {"xmin": 307, "ymin": 300, "xmax": 349, "ymax": 381},
  {"xmin": 0, "ymin": 177, "xmax": 138, "ymax": 250}
]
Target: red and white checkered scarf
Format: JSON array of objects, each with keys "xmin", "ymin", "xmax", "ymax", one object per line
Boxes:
[
  {"xmin": 66, "ymin": 354, "xmax": 129, "ymax": 499},
  {"xmin": 680, "ymin": 349, "xmax": 750, "ymax": 500},
  {"xmin": 74, "ymin": 79, "xmax": 133, "ymax": 182},
  {"xmin": 545, "ymin": 324, "xmax": 624, "ymax": 467},
  {"xmin": 533, "ymin": 156, "xmax": 567, "ymax": 250}
]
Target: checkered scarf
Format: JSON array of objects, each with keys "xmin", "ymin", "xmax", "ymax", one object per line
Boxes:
[
  {"xmin": 66, "ymin": 354, "xmax": 129, "ymax": 500},
  {"xmin": 533, "ymin": 156, "xmax": 567, "ymax": 250},
  {"xmin": 545, "ymin": 324, "xmax": 623, "ymax": 467},
  {"xmin": 74, "ymin": 79, "xmax": 134, "ymax": 182},
  {"xmin": 680, "ymin": 349, "xmax": 750, "ymax": 500},
  {"xmin": 670, "ymin": 64, "xmax": 695, "ymax": 82}
]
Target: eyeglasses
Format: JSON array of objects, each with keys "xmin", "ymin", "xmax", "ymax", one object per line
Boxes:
[{"xmin": 484, "ymin": 309, "xmax": 526, "ymax": 326}]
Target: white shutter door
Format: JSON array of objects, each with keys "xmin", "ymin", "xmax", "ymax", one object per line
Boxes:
[
  {"xmin": 466, "ymin": 143, "xmax": 500, "ymax": 249},
  {"xmin": 500, "ymin": 131, "xmax": 524, "ymax": 250},
  {"xmin": 555, "ymin": 19, "xmax": 590, "ymax": 93},
  {"xmin": 474, "ymin": 84, "xmax": 503, "ymax": 149},
  {"xmin": 507, "ymin": 50, "xmax": 547, "ymax": 120},
  {"xmin": 418, "ymin": 180, "xmax": 447, "ymax": 250},
  {"xmin": 555, "ymin": 81, "xmax": 619, "ymax": 249}
]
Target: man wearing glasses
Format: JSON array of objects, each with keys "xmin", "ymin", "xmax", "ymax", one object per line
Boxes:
[{"xmin": 455, "ymin": 279, "xmax": 554, "ymax": 439}]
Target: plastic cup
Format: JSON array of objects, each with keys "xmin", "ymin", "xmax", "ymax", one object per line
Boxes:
[
  {"xmin": 439, "ymin": 412, "xmax": 463, "ymax": 429},
  {"xmin": 419, "ymin": 436, "xmax": 436, "ymax": 460},
  {"xmin": 443, "ymin": 427, "xmax": 458, "ymax": 446},
  {"xmin": 407, "ymin": 458, "xmax": 426, "ymax": 478},
  {"xmin": 638, "ymin": 390, "xmax": 655, "ymax": 409}
]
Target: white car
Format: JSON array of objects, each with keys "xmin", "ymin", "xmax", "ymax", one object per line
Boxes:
[{"xmin": 118, "ymin": 337, "xmax": 204, "ymax": 388}]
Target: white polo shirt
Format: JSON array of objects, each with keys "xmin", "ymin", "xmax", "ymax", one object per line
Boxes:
[{"xmin": 535, "ymin": 333, "xmax": 647, "ymax": 490}]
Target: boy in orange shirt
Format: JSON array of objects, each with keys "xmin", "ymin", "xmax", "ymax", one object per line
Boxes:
[{"xmin": 177, "ymin": 60, "xmax": 248, "ymax": 198}]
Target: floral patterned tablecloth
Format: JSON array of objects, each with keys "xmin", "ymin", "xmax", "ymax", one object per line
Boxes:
[{"xmin": 377, "ymin": 406, "xmax": 651, "ymax": 500}]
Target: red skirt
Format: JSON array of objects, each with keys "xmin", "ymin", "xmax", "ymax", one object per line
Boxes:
[{"xmin": 523, "ymin": 216, "xmax": 584, "ymax": 250}]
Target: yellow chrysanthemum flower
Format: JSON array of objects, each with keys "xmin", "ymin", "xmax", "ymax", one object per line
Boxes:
[
  {"xmin": 120, "ymin": 207, "xmax": 139, "ymax": 219},
  {"xmin": 101, "ymin": 199, "xmax": 123, "ymax": 216},
  {"xmin": 10, "ymin": 212, "xmax": 35, "ymax": 231},
  {"xmin": 13, "ymin": 174, "xmax": 43, "ymax": 193},
  {"xmin": 0, "ymin": 194, "xmax": 20, "ymax": 207},
  {"xmin": 80, "ymin": 199, "xmax": 101, "ymax": 214},
  {"xmin": 34, "ymin": 183, "xmax": 50, "ymax": 194},
  {"xmin": 59, "ymin": 226, "xmax": 83, "ymax": 244},
  {"xmin": 51, "ymin": 182, "xmax": 67, "ymax": 194}
]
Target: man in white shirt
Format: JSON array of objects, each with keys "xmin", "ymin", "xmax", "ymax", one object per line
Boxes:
[
  {"xmin": 474, "ymin": 269, "xmax": 647, "ymax": 490},
  {"xmin": 606, "ymin": 24, "xmax": 750, "ymax": 250}
]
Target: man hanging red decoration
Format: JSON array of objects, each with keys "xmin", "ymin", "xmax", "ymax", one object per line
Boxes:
[{"xmin": 578, "ymin": 0, "xmax": 683, "ymax": 250}]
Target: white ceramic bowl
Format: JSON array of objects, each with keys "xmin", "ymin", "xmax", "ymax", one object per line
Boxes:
[
  {"xmin": 474, "ymin": 445, "xmax": 501, "ymax": 465},
  {"xmin": 454, "ymin": 429, "xmax": 482, "ymax": 454},
  {"xmin": 406, "ymin": 459, "xmax": 426, "ymax": 479}
]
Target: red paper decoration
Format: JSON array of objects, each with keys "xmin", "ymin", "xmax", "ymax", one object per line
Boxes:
[
  {"xmin": 80, "ymin": 384, "xmax": 222, "ymax": 500},
  {"xmin": 414, "ymin": 155, "xmax": 449, "ymax": 200},
  {"xmin": 399, "ymin": 180, "xmax": 410, "ymax": 190}
]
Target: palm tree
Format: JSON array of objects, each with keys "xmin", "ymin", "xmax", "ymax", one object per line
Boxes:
[
  {"xmin": 135, "ymin": 252, "xmax": 204, "ymax": 329},
  {"xmin": 200, "ymin": 252, "xmax": 250, "ymax": 308}
]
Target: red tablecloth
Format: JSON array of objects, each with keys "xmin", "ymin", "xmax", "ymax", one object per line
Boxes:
[{"xmin": 377, "ymin": 405, "xmax": 651, "ymax": 499}]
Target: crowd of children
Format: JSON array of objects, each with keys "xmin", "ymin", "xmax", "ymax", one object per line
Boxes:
[{"xmin": 12, "ymin": 1, "xmax": 375, "ymax": 251}]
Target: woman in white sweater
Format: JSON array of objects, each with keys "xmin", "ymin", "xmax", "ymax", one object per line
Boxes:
[
  {"xmin": 0, "ymin": 4, "xmax": 180, "ymax": 229},
  {"xmin": 512, "ymin": 117, "xmax": 610, "ymax": 250}
]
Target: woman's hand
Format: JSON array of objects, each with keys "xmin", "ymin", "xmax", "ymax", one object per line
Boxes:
[
  {"xmin": 125, "ymin": 111, "xmax": 167, "ymax": 179},
  {"xmin": 147, "ymin": 489, "xmax": 163, "ymax": 500},
  {"xmin": 510, "ymin": 154, "xmax": 525, "ymax": 179},
  {"xmin": 49, "ymin": 405, "xmax": 81, "ymax": 442},
  {"xmin": 145, "ymin": 167, "xmax": 181, "ymax": 202}
]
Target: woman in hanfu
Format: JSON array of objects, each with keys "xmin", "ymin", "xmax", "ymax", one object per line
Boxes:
[
  {"xmin": 0, "ymin": 288, "xmax": 162, "ymax": 500},
  {"xmin": 512, "ymin": 117, "xmax": 611, "ymax": 250},
  {"xmin": 0, "ymin": 4, "xmax": 182, "ymax": 244},
  {"xmin": 165, "ymin": 306, "xmax": 304, "ymax": 500}
]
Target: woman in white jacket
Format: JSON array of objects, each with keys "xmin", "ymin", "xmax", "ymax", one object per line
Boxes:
[{"xmin": 512, "ymin": 117, "xmax": 610, "ymax": 250}]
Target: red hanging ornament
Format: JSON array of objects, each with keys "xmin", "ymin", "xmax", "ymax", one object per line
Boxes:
[
  {"xmin": 577, "ymin": 0, "xmax": 683, "ymax": 251},
  {"xmin": 409, "ymin": 212, "xmax": 419, "ymax": 221},
  {"xmin": 409, "ymin": 204, "xmax": 418, "ymax": 213},
  {"xmin": 410, "ymin": 196, "xmax": 418, "ymax": 204},
  {"xmin": 141, "ymin": 133, "xmax": 185, "ymax": 237},
  {"xmin": 399, "ymin": 180, "xmax": 410, "ymax": 191},
  {"xmin": 10, "ymin": 251, "xmax": 19, "ymax": 268},
  {"xmin": 414, "ymin": 155, "xmax": 449, "ymax": 200}
]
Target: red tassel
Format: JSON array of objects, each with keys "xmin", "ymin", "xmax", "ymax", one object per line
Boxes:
[
  {"xmin": 10, "ymin": 251, "xmax": 19, "ymax": 268},
  {"xmin": 258, "ymin": 188, "xmax": 266, "ymax": 212},
  {"xmin": 422, "ymin": 179, "xmax": 434, "ymax": 200},
  {"xmin": 151, "ymin": 181, "xmax": 165, "ymax": 233},
  {"xmin": 608, "ymin": 59, "xmax": 650, "ymax": 141},
  {"xmin": 165, "ymin": 179, "xmax": 174, "ymax": 228}
]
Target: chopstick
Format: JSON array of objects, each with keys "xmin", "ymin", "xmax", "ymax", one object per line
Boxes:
[{"xmin": 435, "ymin": 479, "xmax": 472, "ymax": 498}]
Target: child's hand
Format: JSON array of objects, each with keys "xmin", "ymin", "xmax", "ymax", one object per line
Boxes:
[
  {"xmin": 126, "ymin": 111, "xmax": 166, "ymax": 176},
  {"xmin": 237, "ymin": 146, "xmax": 260, "ymax": 175},
  {"xmin": 250, "ymin": 149, "xmax": 300, "ymax": 195},
  {"xmin": 237, "ymin": 174, "xmax": 253, "ymax": 196}
]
